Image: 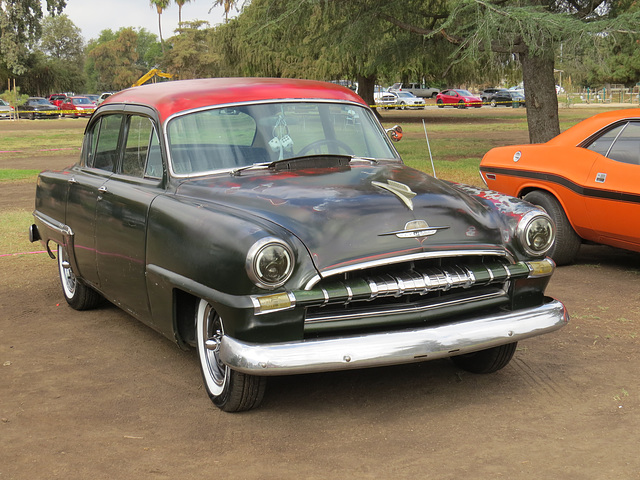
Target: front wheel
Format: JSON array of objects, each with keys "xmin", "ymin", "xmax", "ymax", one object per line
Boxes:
[
  {"xmin": 57, "ymin": 244, "xmax": 102, "ymax": 310},
  {"xmin": 196, "ymin": 299, "xmax": 266, "ymax": 412},
  {"xmin": 457, "ymin": 100, "xmax": 466, "ymax": 109},
  {"xmin": 523, "ymin": 190, "xmax": 581, "ymax": 265},
  {"xmin": 451, "ymin": 342, "xmax": 517, "ymax": 373}
]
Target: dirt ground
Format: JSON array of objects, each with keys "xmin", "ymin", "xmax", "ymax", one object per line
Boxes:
[{"xmin": 1, "ymin": 114, "xmax": 639, "ymax": 479}]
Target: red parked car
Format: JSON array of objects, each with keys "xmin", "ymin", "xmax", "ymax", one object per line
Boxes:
[
  {"xmin": 48, "ymin": 94, "xmax": 68, "ymax": 107},
  {"xmin": 60, "ymin": 96, "xmax": 97, "ymax": 117},
  {"xmin": 436, "ymin": 89, "xmax": 482, "ymax": 108}
]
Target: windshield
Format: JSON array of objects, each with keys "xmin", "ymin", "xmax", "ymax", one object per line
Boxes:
[
  {"xmin": 167, "ymin": 102, "xmax": 400, "ymax": 176},
  {"xmin": 456, "ymin": 90, "xmax": 473, "ymax": 96},
  {"xmin": 73, "ymin": 97, "xmax": 93, "ymax": 105}
]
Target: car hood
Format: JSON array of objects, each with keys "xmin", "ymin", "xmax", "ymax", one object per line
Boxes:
[{"xmin": 175, "ymin": 163, "xmax": 505, "ymax": 274}]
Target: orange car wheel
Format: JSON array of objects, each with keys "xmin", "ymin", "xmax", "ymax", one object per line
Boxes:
[{"xmin": 523, "ymin": 191, "xmax": 581, "ymax": 266}]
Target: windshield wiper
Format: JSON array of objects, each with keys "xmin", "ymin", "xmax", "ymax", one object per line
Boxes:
[
  {"xmin": 230, "ymin": 155, "xmax": 378, "ymax": 176},
  {"xmin": 230, "ymin": 162, "xmax": 272, "ymax": 176}
]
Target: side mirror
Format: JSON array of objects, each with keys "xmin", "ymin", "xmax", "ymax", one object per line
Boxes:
[{"xmin": 386, "ymin": 125, "xmax": 403, "ymax": 142}]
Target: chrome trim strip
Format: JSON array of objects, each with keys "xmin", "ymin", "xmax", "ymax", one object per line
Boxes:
[
  {"xmin": 304, "ymin": 290, "xmax": 505, "ymax": 324},
  {"xmin": 220, "ymin": 299, "xmax": 568, "ymax": 376},
  {"xmin": 304, "ymin": 249, "xmax": 512, "ymax": 290}
]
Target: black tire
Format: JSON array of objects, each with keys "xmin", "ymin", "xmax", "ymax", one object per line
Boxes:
[
  {"xmin": 57, "ymin": 244, "xmax": 102, "ymax": 310},
  {"xmin": 398, "ymin": 102, "xmax": 406, "ymax": 110},
  {"xmin": 437, "ymin": 99, "xmax": 444, "ymax": 108},
  {"xmin": 490, "ymin": 99, "xmax": 497, "ymax": 107},
  {"xmin": 523, "ymin": 190, "xmax": 581, "ymax": 265},
  {"xmin": 457, "ymin": 100, "xmax": 466, "ymax": 109},
  {"xmin": 451, "ymin": 342, "xmax": 517, "ymax": 374},
  {"xmin": 196, "ymin": 299, "xmax": 266, "ymax": 412}
]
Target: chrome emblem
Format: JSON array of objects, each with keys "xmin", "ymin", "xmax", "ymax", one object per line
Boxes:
[
  {"xmin": 372, "ymin": 180, "xmax": 417, "ymax": 210},
  {"xmin": 380, "ymin": 220, "xmax": 450, "ymax": 239},
  {"xmin": 513, "ymin": 151, "xmax": 522, "ymax": 162}
]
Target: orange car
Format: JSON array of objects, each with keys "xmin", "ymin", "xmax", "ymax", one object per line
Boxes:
[{"xmin": 479, "ymin": 109, "xmax": 640, "ymax": 265}]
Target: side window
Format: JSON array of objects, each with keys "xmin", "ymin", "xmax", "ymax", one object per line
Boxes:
[
  {"xmin": 90, "ymin": 114, "xmax": 123, "ymax": 172},
  {"xmin": 122, "ymin": 115, "xmax": 158, "ymax": 177},
  {"xmin": 607, "ymin": 121, "xmax": 640, "ymax": 165},
  {"xmin": 585, "ymin": 123, "xmax": 625, "ymax": 158}
]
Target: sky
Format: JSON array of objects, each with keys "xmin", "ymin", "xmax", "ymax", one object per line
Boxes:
[{"xmin": 61, "ymin": 0, "xmax": 233, "ymax": 42}]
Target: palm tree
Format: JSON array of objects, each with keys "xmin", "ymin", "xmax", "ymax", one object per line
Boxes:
[
  {"xmin": 150, "ymin": 0, "xmax": 171, "ymax": 52},
  {"xmin": 175, "ymin": 0, "xmax": 192, "ymax": 28},
  {"xmin": 213, "ymin": 0, "xmax": 237, "ymax": 23}
]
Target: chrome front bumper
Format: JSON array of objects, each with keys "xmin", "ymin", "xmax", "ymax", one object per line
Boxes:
[{"xmin": 220, "ymin": 298, "xmax": 568, "ymax": 376}]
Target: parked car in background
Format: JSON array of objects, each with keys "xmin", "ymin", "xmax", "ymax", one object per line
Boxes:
[
  {"xmin": 60, "ymin": 96, "xmax": 97, "ymax": 117},
  {"xmin": 394, "ymin": 91, "xmax": 426, "ymax": 109},
  {"xmin": 18, "ymin": 97, "xmax": 60, "ymax": 119},
  {"xmin": 97, "ymin": 92, "xmax": 114, "ymax": 104},
  {"xmin": 30, "ymin": 78, "xmax": 567, "ymax": 412},
  {"xmin": 374, "ymin": 90, "xmax": 398, "ymax": 109},
  {"xmin": 480, "ymin": 109, "xmax": 640, "ymax": 265},
  {"xmin": 81, "ymin": 94, "xmax": 100, "ymax": 104},
  {"xmin": 0, "ymin": 98, "xmax": 14, "ymax": 119},
  {"xmin": 489, "ymin": 90, "xmax": 525, "ymax": 108},
  {"xmin": 436, "ymin": 89, "xmax": 482, "ymax": 108},
  {"xmin": 48, "ymin": 94, "xmax": 68, "ymax": 107},
  {"xmin": 480, "ymin": 88, "xmax": 504, "ymax": 104},
  {"xmin": 390, "ymin": 82, "xmax": 440, "ymax": 98},
  {"xmin": 508, "ymin": 86, "xmax": 525, "ymax": 97}
]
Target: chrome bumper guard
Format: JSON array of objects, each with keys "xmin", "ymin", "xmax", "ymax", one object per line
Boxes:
[{"xmin": 221, "ymin": 298, "xmax": 568, "ymax": 376}]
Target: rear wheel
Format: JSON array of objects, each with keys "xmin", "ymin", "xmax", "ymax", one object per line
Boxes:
[
  {"xmin": 451, "ymin": 342, "xmax": 517, "ymax": 373},
  {"xmin": 437, "ymin": 99, "xmax": 444, "ymax": 108},
  {"xmin": 57, "ymin": 244, "xmax": 102, "ymax": 310},
  {"xmin": 196, "ymin": 299, "xmax": 266, "ymax": 412},
  {"xmin": 491, "ymin": 99, "xmax": 497, "ymax": 107},
  {"xmin": 523, "ymin": 190, "xmax": 581, "ymax": 265}
]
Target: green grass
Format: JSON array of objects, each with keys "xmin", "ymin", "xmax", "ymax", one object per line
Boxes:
[
  {"xmin": 0, "ymin": 210, "xmax": 38, "ymax": 254},
  {"xmin": 0, "ymin": 169, "xmax": 41, "ymax": 182}
]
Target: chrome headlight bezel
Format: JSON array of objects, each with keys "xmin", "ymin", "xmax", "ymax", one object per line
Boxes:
[
  {"xmin": 246, "ymin": 237, "xmax": 295, "ymax": 290},
  {"xmin": 516, "ymin": 210, "xmax": 555, "ymax": 257}
]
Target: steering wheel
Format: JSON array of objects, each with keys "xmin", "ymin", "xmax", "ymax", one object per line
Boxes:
[{"xmin": 298, "ymin": 139, "xmax": 354, "ymax": 156}]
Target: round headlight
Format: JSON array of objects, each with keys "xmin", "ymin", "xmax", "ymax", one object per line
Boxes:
[
  {"xmin": 517, "ymin": 211, "xmax": 555, "ymax": 257},
  {"xmin": 246, "ymin": 238, "xmax": 294, "ymax": 289}
]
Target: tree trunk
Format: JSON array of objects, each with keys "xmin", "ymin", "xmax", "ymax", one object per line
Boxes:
[
  {"xmin": 356, "ymin": 74, "xmax": 378, "ymax": 118},
  {"xmin": 520, "ymin": 51, "xmax": 560, "ymax": 144}
]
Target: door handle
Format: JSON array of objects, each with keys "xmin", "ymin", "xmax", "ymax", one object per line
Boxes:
[{"xmin": 98, "ymin": 186, "xmax": 108, "ymax": 193}]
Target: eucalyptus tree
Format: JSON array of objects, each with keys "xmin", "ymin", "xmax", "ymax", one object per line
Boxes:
[{"xmin": 0, "ymin": 0, "xmax": 66, "ymax": 74}]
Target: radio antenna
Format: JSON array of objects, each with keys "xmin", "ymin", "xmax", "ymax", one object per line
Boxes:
[{"xmin": 423, "ymin": 119, "xmax": 437, "ymax": 178}]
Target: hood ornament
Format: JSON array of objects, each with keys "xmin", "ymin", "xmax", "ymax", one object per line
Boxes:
[
  {"xmin": 372, "ymin": 180, "xmax": 416, "ymax": 210},
  {"xmin": 380, "ymin": 220, "xmax": 450, "ymax": 239}
]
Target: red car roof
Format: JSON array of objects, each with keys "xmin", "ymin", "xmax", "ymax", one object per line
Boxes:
[{"xmin": 103, "ymin": 78, "xmax": 367, "ymax": 123}]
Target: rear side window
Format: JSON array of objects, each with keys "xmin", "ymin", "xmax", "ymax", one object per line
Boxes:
[
  {"xmin": 586, "ymin": 121, "xmax": 640, "ymax": 165},
  {"xmin": 122, "ymin": 115, "xmax": 161, "ymax": 178}
]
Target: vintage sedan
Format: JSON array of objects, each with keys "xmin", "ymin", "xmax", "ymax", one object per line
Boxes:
[
  {"xmin": 30, "ymin": 78, "xmax": 567, "ymax": 412},
  {"xmin": 436, "ymin": 89, "xmax": 482, "ymax": 108},
  {"xmin": 480, "ymin": 109, "xmax": 640, "ymax": 265}
]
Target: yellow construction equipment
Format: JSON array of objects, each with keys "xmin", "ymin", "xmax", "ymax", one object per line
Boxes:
[{"xmin": 132, "ymin": 69, "xmax": 175, "ymax": 87}]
